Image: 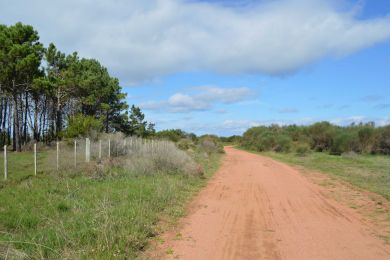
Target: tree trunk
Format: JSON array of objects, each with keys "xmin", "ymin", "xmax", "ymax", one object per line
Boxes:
[
  {"xmin": 7, "ymin": 101, "xmax": 11, "ymax": 146},
  {"xmin": 33, "ymin": 98, "xmax": 39, "ymax": 141},
  {"xmin": 106, "ymin": 111, "xmax": 109, "ymax": 133},
  {"xmin": 0, "ymin": 97, "xmax": 3, "ymax": 133},
  {"xmin": 13, "ymin": 80, "xmax": 21, "ymax": 152},
  {"xmin": 2, "ymin": 98, "xmax": 7, "ymax": 145},
  {"xmin": 56, "ymin": 88, "xmax": 62, "ymax": 139},
  {"xmin": 23, "ymin": 91, "xmax": 28, "ymax": 143},
  {"xmin": 13, "ymin": 95, "xmax": 21, "ymax": 152}
]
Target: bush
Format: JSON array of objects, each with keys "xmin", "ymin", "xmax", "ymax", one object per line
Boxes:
[
  {"xmin": 273, "ymin": 135, "xmax": 292, "ymax": 152},
  {"xmin": 295, "ymin": 143, "xmax": 310, "ymax": 156},
  {"xmin": 258, "ymin": 131, "xmax": 276, "ymax": 151},
  {"xmin": 308, "ymin": 122, "xmax": 337, "ymax": 152},
  {"xmin": 155, "ymin": 129, "xmax": 186, "ymax": 142},
  {"xmin": 374, "ymin": 126, "xmax": 390, "ymax": 155},
  {"xmin": 177, "ymin": 138, "xmax": 193, "ymax": 150},
  {"xmin": 199, "ymin": 135, "xmax": 224, "ymax": 154},
  {"xmin": 64, "ymin": 114, "xmax": 103, "ymax": 138},
  {"xmin": 220, "ymin": 135, "xmax": 242, "ymax": 144},
  {"xmin": 358, "ymin": 126, "xmax": 375, "ymax": 153},
  {"xmin": 330, "ymin": 131, "xmax": 359, "ymax": 155}
]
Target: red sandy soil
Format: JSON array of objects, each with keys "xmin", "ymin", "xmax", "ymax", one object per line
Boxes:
[{"xmin": 156, "ymin": 147, "xmax": 390, "ymax": 260}]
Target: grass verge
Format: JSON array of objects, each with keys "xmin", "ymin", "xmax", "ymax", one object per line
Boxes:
[
  {"xmin": 240, "ymin": 147, "xmax": 390, "ymax": 200},
  {"xmin": 0, "ymin": 149, "xmax": 222, "ymax": 259}
]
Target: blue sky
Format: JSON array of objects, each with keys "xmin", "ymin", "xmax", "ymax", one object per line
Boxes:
[
  {"xmin": 1, "ymin": 0, "xmax": 390, "ymax": 135},
  {"xmin": 130, "ymin": 39, "xmax": 390, "ymax": 135}
]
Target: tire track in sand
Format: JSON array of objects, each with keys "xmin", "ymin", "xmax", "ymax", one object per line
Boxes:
[{"xmin": 159, "ymin": 147, "xmax": 390, "ymax": 260}]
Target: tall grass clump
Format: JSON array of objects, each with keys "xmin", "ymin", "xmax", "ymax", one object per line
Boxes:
[
  {"xmin": 42, "ymin": 133, "xmax": 202, "ymax": 178},
  {"xmin": 123, "ymin": 139, "xmax": 201, "ymax": 176}
]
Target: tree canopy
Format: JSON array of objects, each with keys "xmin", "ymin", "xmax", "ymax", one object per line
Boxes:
[{"xmin": 0, "ymin": 22, "xmax": 153, "ymax": 151}]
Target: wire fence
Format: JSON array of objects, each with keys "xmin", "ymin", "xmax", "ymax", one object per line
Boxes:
[{"xmin": 0, "ymin": 135, "xmax": 182, "ymax": 182}]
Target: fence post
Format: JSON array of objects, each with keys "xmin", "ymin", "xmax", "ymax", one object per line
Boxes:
[
  {"xmin": 74, "ymin": 140, "xmax": 77, "ymax": 167},
  {"xmin": 34, "ymin": 143, "xmax": 37, "ymax": 176},
  {"xmin": 108, "ymin": 139, "xmax": 111, "ymax": 158},
  {"xmin": 56, "ymin": 141, "xmax": 59, "ymax": 171},
  {"xmin": 4, "ymin": 145, "xmax": 7, "ymax": 180},
  {"xmin": 99, "ymin": 140, "xmax": 102, "ymax": 159},
  {"xmin": 86, "ymin": 138, "xmax": 90, "ymax": 163}
]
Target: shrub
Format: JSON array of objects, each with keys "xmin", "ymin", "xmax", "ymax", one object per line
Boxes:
[
  {"xmin": 220, "ymin": 135, "xmax": 242, "ymax": 144},
  {"xmin": 330, "ymin": 131, "xmax": 359, "ymax": 155},
  {"xmin": 374, "ymin": 126, "xmax": 390, "ymax": 155},
  {"xmin": 358, "ymin": 126, "xmax": 375, "ymax": 153},
  {"xmin": 177, "ymin": 138, "xmax": 193, "ymax": 150},
  {"xmin": 274, "ymin": 135, "xmax": 292, "ymax": 152},
  {"xmin": 64, "ymin": 114, "xmax": 103, "ymax": 138},
  {"xmin": 308, "ymin": 122, "xmax": 337, "ymax": 152},
  {"xmin": 258, "ymin": 131, "xmax": 276, "ymax": 151},
  {"xmin": 199, "ymin": 135, "xmax": 224, "ymax": 153},
  {"xmin": 284, "ymin": 125, "xmax": 303, "ymax": 141},
  {"xmin": 155, "ymin": 129, "xmax": 186, "ymax": 142},
  {"xmin": 295, "ymin": 143, "xmax": 311, "ymax": 156}
]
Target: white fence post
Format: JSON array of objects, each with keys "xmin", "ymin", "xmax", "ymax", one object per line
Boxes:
[
  {"xmin": 74, "ymin": 140, "xmax": 77, "ymax": 167},
  {"xmin": 4, "ymin": 145, "xmax": 7, "ymax": 180},
  {"xmin": 86, "ymin": 138, "xmax": 90, "ymax": 163},
  {"xmin": 56, "ymin": 141, "xmax": 59, "ymax": 171},
  {"xmin": 108, "ymin": 139, "xmax": 111, "ymax": 158},
  {"xmin": 99, "ymin": 140, "xmax": 102, "ymax": 159},
  {"xmin": 34, "ymin": 143, "xmax": 37, "ymax": 176}
]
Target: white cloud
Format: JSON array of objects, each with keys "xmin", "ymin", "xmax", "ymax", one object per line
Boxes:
[
  {"xmin": 330, "ymin": 116, "xmax": 390, "ymax": 126},
  {"xmin": 1, "ymin": 0, "xmax": 390, "ymax": 84},
  {"xmin": 141, "ymin": 86, "xmax": 254, "ymax": 112}
]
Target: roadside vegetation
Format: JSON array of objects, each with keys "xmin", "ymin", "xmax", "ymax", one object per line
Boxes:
[
  {"xmin": 241, "ymin": 122, "xmax": 390, "ymax": 155},
  {"xmin": 0, "ymin": 133, "xmax": 223, "ymax": 259},
  {"xmin": 237, "ymin": 122, "xmax": 390, "ymax": 200}
]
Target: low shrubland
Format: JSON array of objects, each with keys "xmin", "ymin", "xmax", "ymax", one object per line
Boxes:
[
  {"xmin": 0, "ymin": 133, "xmax": 222, "ymax": 259},
  {"xmin": 241, "ymin": 122, "xmax": 390, "ymax": 155}
]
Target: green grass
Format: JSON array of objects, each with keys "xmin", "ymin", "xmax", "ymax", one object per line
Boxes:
[
  {"xmin": 0, "ymin": 150, "xmax": 222, "ymax": 259},
  {"xmin": 242, "ymin": 148, "xmax": 390, "ymax": 200},
  {"xmin": 0, "ymin": 151, "xmax": 48, "ymax": 185}
]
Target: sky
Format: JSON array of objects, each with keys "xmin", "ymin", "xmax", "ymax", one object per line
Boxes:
[{"xmin": 1, "ymin": 0, "xmax": 390, "ymax": 136}]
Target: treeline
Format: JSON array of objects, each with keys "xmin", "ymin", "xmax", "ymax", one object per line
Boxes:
[
  {"xmin": 0, "ymin": 22, "xmax": 150, "ymax": 151},
  {"xmin": 241, "ymin": 122, "xmax": 390, "ymax": 155}
]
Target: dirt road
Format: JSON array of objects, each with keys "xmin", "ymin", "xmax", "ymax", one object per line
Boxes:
[{"xmin": 161, "ymin": 147, "xmax": 390, "ymax": 260}]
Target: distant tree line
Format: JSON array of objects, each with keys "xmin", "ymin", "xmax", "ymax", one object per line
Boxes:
[
  {"xmin": 241, "ymin": 122, "xmax": 390, "ymax": 155},
  {"xmin": 0, "ymin": 22, "xmax": 155, "ymax": 151}
]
